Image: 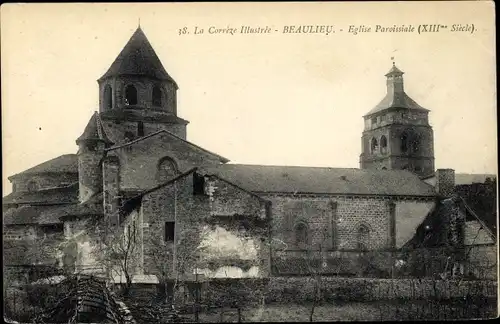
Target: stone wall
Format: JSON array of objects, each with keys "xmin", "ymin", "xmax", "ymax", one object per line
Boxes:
[
  {"xmin": 3, "ymin": 225, "xmax": 38, "ymax": 241},
  {"xmin": 266, "ymin": 277, "xmax": 497, "ymax": 302},
  {"xmin": 141, "ymin": 172, "xmax": 269, "ymax": 281},
  {"xmin": 78, "ymin": 149, "xmax": 104, "ymax": 202},
  {"xmin": 263, "ymin": 194, "xmax": 433, "ymax": 253},
  {"xmin": 111, "ymin": 134, "xmax": 223, "ymax": 190}
]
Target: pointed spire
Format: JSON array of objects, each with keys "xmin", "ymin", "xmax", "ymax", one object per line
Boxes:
[
  {"xmin": 385, "ymin": 61, "xmax": 404, "ymax": 77},
  {"xmin": 76, "ymin": 112, "xmax": 113, "ymax": 146},
  {"xmin": 364, "ymin": 62, "xmax": 428, "ymax": 117},
  {"xmin": 98, "ymin": 27, "xmax": 178, "ymax": 88}
]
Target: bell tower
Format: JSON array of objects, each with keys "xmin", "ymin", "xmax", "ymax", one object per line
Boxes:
[
  {"xmin": 97, "ymin": 26, "xmax": 189, "ymax": 144},
  {"xmin": 359, "ymin": 62, "xmax": 435, "ymax": 177}
]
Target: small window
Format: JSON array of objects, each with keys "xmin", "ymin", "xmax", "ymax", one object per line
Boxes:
[
  {"xmin": 371, "ymin": 117, "xmax": 377, "ymax": 126},
  {"xmin": 124, "ymin": 85, "xmax": 138, "ymax": 106},
  {"xmin": 152, "ymin": 85, "xmax": 162, "ymax": 107},
  {"xmin": 137, "ymin": 122, "xmax": 144, "ymax": 137},
  {"xmin": 193, "ymin": 173, "xmax": 205, "ymax": 195},
  {"xmin": 165, "ymin": 222, "xmax": 175, "ymax": 242},
  {"xmin": 103, "ymin": 85, "xmax": 112, "ymax": 110}
]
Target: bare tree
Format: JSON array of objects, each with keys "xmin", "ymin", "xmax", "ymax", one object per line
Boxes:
[
  {"xmin": 84, "ymin": 215, "xmax": 141, "ymax": 297},
  {"xmin": 305, "ymin": 242, "xmax": 326, "ymax": 322}
]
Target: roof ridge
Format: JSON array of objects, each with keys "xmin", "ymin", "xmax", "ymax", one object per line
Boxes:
[{"xmin": 106, "ymin": 129, "xmax": 229, "ymax": 162}]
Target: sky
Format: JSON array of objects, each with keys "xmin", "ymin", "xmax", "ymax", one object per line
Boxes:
[{"xmin": 1, "ymin": 2, "xmax": 497, "ymax": 195}]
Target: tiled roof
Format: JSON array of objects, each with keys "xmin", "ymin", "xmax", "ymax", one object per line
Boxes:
[
  {"xmin": 365, "ymin": 92, "xmax": 429, "ymax": 116},
  {"xmin": 455, "ymin": 173, "xmax": 496, "ymax": 185},
  {"xmin": 200, "ymin": 164, "xmax": 437, "ymax": 197},
  {"xmin": 76, "ymin": 112, "xmax": 113, "ymax": 145},
  {"xmin": 402, "ymin": 196, "xmax": 455, "ymax": 249},
  {"xmin": 35, "ymin": 275, "xmax": 131, "ymax": 323},
  {"xmin": 98, "ymin": 26, "xmax": 177, "ymax": 87},
  {"xmin": 385, "ymin": 64, "xmax": 404, "ymax": 76},
  {"xmin": 2, "ymin": 183, "xmax": 79, "ymax": 205},
  {"xmin": 8, "ymin": 154, "xmax": 78, "ymax": 179},
  {"xmin": 402, "ymin": 194, "xmax": 495, "ymax": 250},
  {"xmin": 3, "ymin": 204, "xmax": 69, "ymax": 225},
  {"xmin": 55, "ymin": 193, "xmax": 104, "ymax": 219},
  {"xmin": 365, "ymin": 64, "xmax": 429, "ymax": 117}
]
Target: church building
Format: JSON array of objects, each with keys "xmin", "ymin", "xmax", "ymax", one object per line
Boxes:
[{"xmin": 3, "ymin": 27, "xmax": 496, "ymax": 283}]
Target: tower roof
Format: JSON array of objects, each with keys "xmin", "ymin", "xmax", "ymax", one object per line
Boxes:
[
  {"xmin": 365, "ymin": 63, "xmax": 429, "ymax": 117},
  {"xmin": 76, "ymin": 112, "xmax": 113, "ymax": 145},
  {"xmin": 98, "ymin": 26, "xmax": 178, "ymax": 87},
  {"xmin": 384, "ymin": 62, "xmax": 404, "ymax": 76}
]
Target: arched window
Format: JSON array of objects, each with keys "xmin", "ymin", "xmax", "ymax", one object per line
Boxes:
[
  {"xmin": 380, "ymin": 135, "xmax": 388, "ymax": 154},
  {"xmin": 357, "ymin": 224, "xmax": 370, "ymax": 251},
  {"xmin": 400, "ymin": 132, "xmax": 409, "ymax": 153},
  {"xmin": 381, "ymin": 167, "xmax": 387, "ymax": 170},
  {"xmin": 294, "ymin": 222, "xmax": 308, "ymax": 249},
  {"xmin": 370, "ymin": 138, "xmax": 379, "ymax": 153},
  {"xmin": 103, "ymin": 85, "xmax": 112, "ymax": 110},
  {"xmin": 152, "ymin": 85, "xmax": 162, "ymax": 107},
  {"xmin": 27, "ymin": 180, "xmax": 38, "ymax": 192},
  {"xmin": 124, "ymin": 85, "xmax": 138, "ymax": 106},
  {"xmin": 157, "ymin": 157, "xmax": 179, "ymax": 183}
]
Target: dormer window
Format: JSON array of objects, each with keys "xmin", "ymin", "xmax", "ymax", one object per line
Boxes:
[{"xmin": 124, "ymin": 85, "xmax": 138, "ymax": 106}]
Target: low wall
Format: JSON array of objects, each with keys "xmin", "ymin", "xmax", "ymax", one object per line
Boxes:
[
  {"xmin": 113, "ymin": 277, "xmax": 497, "ymax": 307},
  {"xmin": 266, "ymin": 277, "xmax": 498, "ymax": 303}
]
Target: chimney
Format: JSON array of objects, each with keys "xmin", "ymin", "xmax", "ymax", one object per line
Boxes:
[{"xmin": 435, "ymin": 169, "xmax": 455, "ymax": 197}]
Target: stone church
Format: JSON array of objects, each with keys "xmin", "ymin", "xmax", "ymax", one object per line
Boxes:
[{"xmin": 3, "ymin": 27, "xmax": 496, "ymax": 283}]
